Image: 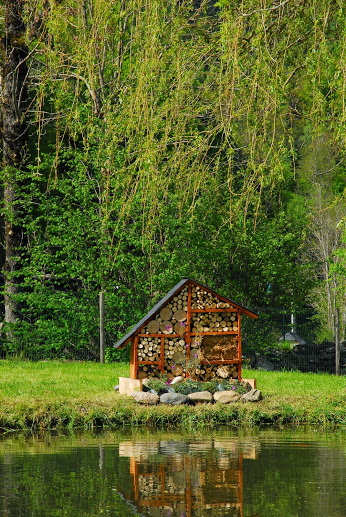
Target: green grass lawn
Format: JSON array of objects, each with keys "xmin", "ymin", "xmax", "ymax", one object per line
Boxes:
[
  {"xmin": 243, "ymin": 368, "xmax": 346, "ymax": 398},
  {"xmin": 0, "ymin": 360, "xmax": 129, "ymax": 400},
  {"xmin": 0, "ymin": 360, "xmax": 345, "ymax": 431}
]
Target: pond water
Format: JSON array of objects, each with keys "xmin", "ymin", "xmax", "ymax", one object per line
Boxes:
[{"xmin": 0, "ymin": 428, "xmax": 345, "ymax": 517}]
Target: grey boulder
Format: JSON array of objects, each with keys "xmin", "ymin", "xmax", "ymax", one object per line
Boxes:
[
  {"xmin": 240, "ymin": 389, "xmax": 263, "ymax": 402},
  {"xmin": 132, "ymin": 392, "xmax": 159, "ymax": 405},
  {"xmin": 216, "ymin": 383, "xmax": 225, "ymax": 391},
  {"xmin": 187, "ymin": 391, "xmax": 213, "ymax": 404},
  {"xmin": 254, "ymin": 355, "xmax": 275, "ymax": 371},
  {"xmin": 213, "ymin": 390, "xmax": 241, "ymax": 403},
  {"xmin": 160, "ymin": 393, "xmax": 190, "ymax": 405}
]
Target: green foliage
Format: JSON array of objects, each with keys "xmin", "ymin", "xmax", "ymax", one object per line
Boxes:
[
  {"xmin": 173, "ymin": 378, "xmax": 251, "ymax": 395},
  {"xmin": 144, "ymin": 375, "xmax": 171, "ymax": 394},
  {"xmin": 105, "ymin": 346, "xmax": 129, "ymax": 364},
  {"xmin": 330, "ymin": 224, "xmax": 346, "ymax": 281},
  {"xmin": 1, "ymin": 0, "xmax": 346, "ymax": 354},
  {"xmin": 144, "ymin": 376, "xmax": 253, "ymax": 396}
]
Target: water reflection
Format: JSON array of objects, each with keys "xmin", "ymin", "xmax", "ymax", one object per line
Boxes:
[
  {"xmin": 118, "ymin": 438, "xmax": 259, "ymax": 517},
  {"xmin": 0, "ymin": 430, "xmax": 344, "ymax": 516}
]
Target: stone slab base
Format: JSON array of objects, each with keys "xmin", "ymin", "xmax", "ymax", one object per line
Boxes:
[
  {"xmin": 119, "ymin": 377, "xmax": 142, "ymax": 396},
  {"xmin": 242, "ymin": 378, "xmax": 257, "ymax": 389}
]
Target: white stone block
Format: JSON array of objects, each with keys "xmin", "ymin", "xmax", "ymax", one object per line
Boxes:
[{"xmin": 119, "ymin": 377, "xmax": 142, "ymax": 396}]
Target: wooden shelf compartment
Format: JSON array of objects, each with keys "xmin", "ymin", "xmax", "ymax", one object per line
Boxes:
[
  {"xmin": 138, "ymin": 333, "xmax": 184, "ymax": 338},
  {"xmin": 138, "ymin": 331, "xmax": 238, "ymax": 338},
  {"xmin": 200, "ymin": 359, "xmax": 240, "ymax": 365},
  {"xmin": 190, "ymin": 331, "xmax": 238, "ymax": 336},
  {"xmin": 138, "ymin": 361, "xmax": 160, "ymax": 365},
  {"xmin": 191, "ymin": 308, "xmax": 238, "ymax": 313}
]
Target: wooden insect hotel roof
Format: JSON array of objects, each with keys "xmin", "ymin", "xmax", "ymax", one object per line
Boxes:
[{"xmin": 114, "ymin": 277, "xmax": 258, "ymax": 382}]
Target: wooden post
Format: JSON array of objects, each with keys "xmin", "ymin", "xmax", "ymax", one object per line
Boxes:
[
  {"xmin": 186, "ymin": 282, "xmax": 192, "ymax": 362},
  {"xmin": 130, "ymin": 339, "xmax": 136, "ymax": 379},
  {"xmin": 160, "ymin": 337, "xmax": 165, "ymax": 374},
  {"xmin": 335, "ymin": 308, "xmax": 340, "ymax": 376},
  {"xmin": 134, "ymin": 335, "xmax": 139, "ymax": 379},
  {"xmin": 130, "ymin": 457, "xmax": 139, "ymax": 500},
  {"xmin": 238, "ymin": 453, "xmax": 244, "ymax": 517},
  {"xmin": 237, "ymin": 310, "xmax": 242, "ymax": 381},
  {"xmin": 99, "ymin": 291, "xmax": 105, "ymax": 364},
  {"xmin": 99, "ymin": 445, "xmax": 104, "ymax": 470}
]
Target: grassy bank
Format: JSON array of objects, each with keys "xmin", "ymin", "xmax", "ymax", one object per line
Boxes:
[{"xmin": 0, "ymin": 360, "xmax": 345, "ymax": 431}]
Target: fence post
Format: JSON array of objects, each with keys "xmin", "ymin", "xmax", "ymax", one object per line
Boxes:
[
  {"xmin": 335, "ymin": 308, "xmax": 340, "ymax": 376},
  {"xmin": 99, "ymin": 291, "xmax": 105, "ymax": 364},
  {"xmin": 290, "ymin": 302, "xmax": 297, "ymax": 334}
]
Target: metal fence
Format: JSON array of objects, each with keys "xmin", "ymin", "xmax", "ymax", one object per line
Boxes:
[
  {"xmin": 0, "ymin": 294, "xmax": 344, "ymax": 374},
  {"xmin": 242, "ymin": 307, "xmax": 345, "ymax": 374},
  {"xmin": 0, "ymin": 290, "xmax": 129, "ymax": 362}
]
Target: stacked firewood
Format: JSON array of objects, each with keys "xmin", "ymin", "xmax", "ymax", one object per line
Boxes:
[
  {"xmin": 163, "ymin": 337, "xmax": 186, "ymax": 376},
  {"xmin": 198, "ymin": 364, "xmax": 239, "ymax": 381},
  {"xmin": 137, "ymin": 337, "xmax": 161, "ymax": 362},
  {"xmin": 191, "ymin": 312, "xmax": 238, "ymax": 333},
  {"xmin": 144, "ymin": 287, "xmax": 188, "ymax": 335},
  {"xmin": 165, "ymin": 286, "xmax": 188, "ymax": 312},
  {"xmin": 164, "ymin": 338, "xmax": 186, "ymax": 357},
  {"xmin": 135, "ymin": 283, "xmax": 242, "ymax": 381},
  {"xmin": 191, "ymin": 285, "xmax": 233, "ymax": 310},
  {"xmin": 138, "ymin": 361, "xmax": 238, "ymax": 381},
  {"xmin": 138, "ymin": 364, "xmax": 161, "ymax": 379},
  {"xmin": 163, "ymin": 474, "xmax": 185, "ymax": 496}
]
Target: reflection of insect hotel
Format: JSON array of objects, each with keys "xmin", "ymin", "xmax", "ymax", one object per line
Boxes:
[
  {"xmin": 118, "ymin": 438, "xmax": 259, "ymax": 517},
  {"xmin": 115, "ymin": 278, "xmax": 258, "ymax": 382}
]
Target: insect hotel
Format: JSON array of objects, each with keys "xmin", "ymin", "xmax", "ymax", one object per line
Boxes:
[{"xmin": 115, "ymin": 277, "xmax": 258, "ymax": 384}]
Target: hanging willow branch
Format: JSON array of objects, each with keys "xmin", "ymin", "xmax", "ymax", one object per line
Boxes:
[{"xmin": 13, "ymin": 0, "xmax": 346, "ymax": 252}]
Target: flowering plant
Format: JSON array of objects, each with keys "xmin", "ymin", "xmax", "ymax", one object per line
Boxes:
[
  {"xmin": 145, "ymin": 374, "xmax": 172, "ymax": 394},
  {"xmin": 184, "ymin": 349, "xmax": 202, "ymax": 379},
  {"xmin": 217, "ymin": 379, "xmax": 251, "ymax": 395}
]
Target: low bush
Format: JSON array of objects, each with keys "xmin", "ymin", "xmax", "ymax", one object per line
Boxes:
[{"xmin": 145, "ymin": 377, "xmax": 253, "ymax": 395}]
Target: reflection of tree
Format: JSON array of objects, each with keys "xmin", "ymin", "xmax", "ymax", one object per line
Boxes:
[
  {"xmin": 0, "ymin": 435, "xmax": 136, "ymax": 516},
  {"xmin": 243, "ymin": 437, "xmax": 346, "ymax": 517}
]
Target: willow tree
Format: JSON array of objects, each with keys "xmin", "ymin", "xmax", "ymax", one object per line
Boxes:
[{"xmin": 1, "ymin": 0, "xmax": 345, "ymax": 353}]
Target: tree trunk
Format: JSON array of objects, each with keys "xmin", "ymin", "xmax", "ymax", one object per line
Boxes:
[{"xmin": 0, "ymin": 0, "xmax": 28, "ymax": 325}]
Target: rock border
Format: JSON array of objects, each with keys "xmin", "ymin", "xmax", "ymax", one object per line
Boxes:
[{"xmin": 131, "ymin": 387, "xmax": 262, "ymax": 405}]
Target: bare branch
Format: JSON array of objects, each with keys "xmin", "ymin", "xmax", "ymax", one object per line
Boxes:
[
  {"xmin": 240, "ymin": 0, "xmax": 290, "ymax": 18},
  {"xmin": 284, "ymin": 63, "xmax": 306, "ymax": 86},
  {"xmin": 58, "ymin": 72, "xmax": 102, "ymax": 115}
]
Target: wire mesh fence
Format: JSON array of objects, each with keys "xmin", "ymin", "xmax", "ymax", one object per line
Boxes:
[
  {"xmin": 0, "ymin": 289, "xmax": 128, "ymax": 362},
  {"xmin": 242, "ymin": 307, "xmax": 345, "ymax": 374},
  {"xmin": 242, "ymin": 307, "xmax": 319, "ymax": 347},
  {"xmin": 0, "ymin": 293, "xmax": 344, "ymax": 374}
]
